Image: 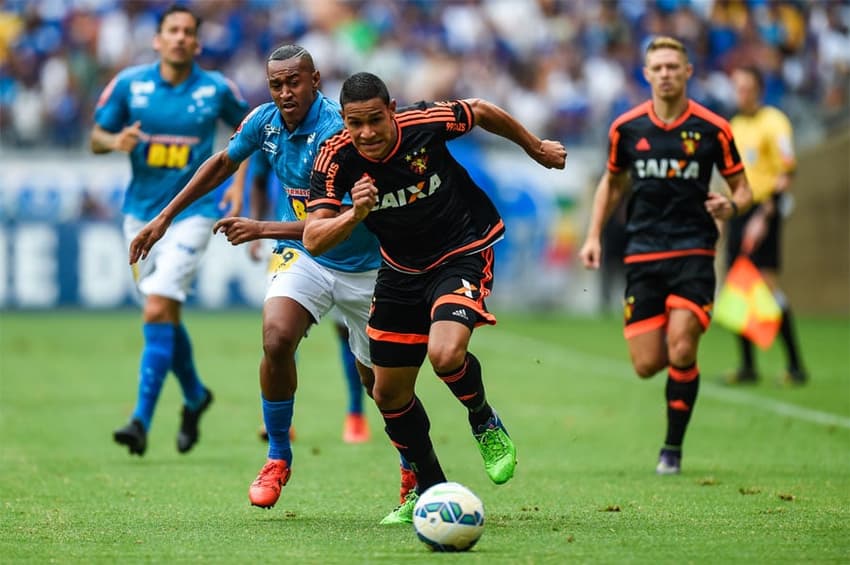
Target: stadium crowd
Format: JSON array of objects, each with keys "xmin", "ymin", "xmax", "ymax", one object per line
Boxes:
[{"xmin": 1, "ymin": 0, "xmax": 849, "ymax": 151}]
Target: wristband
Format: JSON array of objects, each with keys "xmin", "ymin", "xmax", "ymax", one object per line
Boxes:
[{"xmin": 729, "ymin": 199, "xmax": 739, "ymax": 218}]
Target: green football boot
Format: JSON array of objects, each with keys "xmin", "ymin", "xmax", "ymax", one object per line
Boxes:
[
  {"xmin": 474, "ymin": 411, "xmax": 517, "ymax": 485},
  {"xmin": 379, "ymin": 491, "xmax": 418, "ymax": 525}
]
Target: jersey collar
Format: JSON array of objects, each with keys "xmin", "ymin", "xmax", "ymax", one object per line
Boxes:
[
  {"xmin": 151, "ymin": 61, "xmax": 201, "ymax": 92},
  {"xmin": 648, "ymin": 99, "xmax": 694, "ymax": 131}
]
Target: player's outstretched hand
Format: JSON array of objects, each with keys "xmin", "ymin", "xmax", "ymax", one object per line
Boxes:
[
  {"xmin": 579, "ymin": 237, "xmax": 602, "ymax": 270},
  {"xmin": 213, "ymin": 217, "xmax": 263, "ymax": 246},
  {"xmin": 535, "ymin": 139, "xmax": 567, "ymax": 169},
  {"xmin": 129, "ymin": 216, "xmax": 169, "ymax": 264}
]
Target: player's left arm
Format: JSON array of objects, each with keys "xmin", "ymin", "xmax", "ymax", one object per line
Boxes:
[{"xmin": 464, "ymin": 98, "xmax": 567, "ymax": 169}]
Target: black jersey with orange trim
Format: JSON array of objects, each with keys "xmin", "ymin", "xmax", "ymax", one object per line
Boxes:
[
  {"xmin": 308, "ymin": 100, "xmax": 504, "ymax": 275},
  {"xmin": 607, "ymin": 99, "xmax": 744, "ymax": 261}
]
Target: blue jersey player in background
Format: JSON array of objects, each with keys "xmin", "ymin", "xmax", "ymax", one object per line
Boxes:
[
  {"xmin": 129, "ymin": 45, "xmax": 411, "ymax": 514},
  {"xmin": 90, "ymin": 4, "xmax": 249, "ymax": 457}
]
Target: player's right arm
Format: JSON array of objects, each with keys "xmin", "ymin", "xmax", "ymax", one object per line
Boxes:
[
  {"xmin": 90, "ymin": 71, "xmax": 144, "ymax": 155},
  {"xmin": 579, "ymin": 169, "xmax": 630, "ymax": 270},
  {"xmin": 304, "ymin": 174, "xmax": 377, "ymax": 257},
  {"xmin": 129, "ymin": 149, "xmax": 241, "ymax": 263}
]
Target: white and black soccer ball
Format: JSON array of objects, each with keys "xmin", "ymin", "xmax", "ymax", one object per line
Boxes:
[{"xmin": 412, "ymin": 482, "xmax": 485, "ymax": 552}]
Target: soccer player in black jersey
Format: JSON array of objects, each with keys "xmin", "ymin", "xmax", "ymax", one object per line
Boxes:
[
  {"xmin": 579, "ymin": 37, "xmax": 753, "ymax": 475},
  {"xmin": 305, "ymin": 72, "xmax": 566, "ymax": 523}
]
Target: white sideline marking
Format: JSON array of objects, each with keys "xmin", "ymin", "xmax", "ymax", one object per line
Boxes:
[{"xmin": 482, "ymin": 331, "xmax": 850, "ymax": 430}]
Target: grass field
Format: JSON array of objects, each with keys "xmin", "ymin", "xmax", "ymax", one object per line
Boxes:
[{"xmin": 1, "ymin": 310, "xmax": 848, "ymax": 563}]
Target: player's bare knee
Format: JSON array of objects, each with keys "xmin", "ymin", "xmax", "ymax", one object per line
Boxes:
[
  {"xmin": 372, "ymin": 387, "xmax": 408, "ymax": 411},
  {"xmin": 667, "ymin": 339, "xmax": 697, "ymax": 368},
  {"xmin": 632, "ymin": 355, "xmax": 665, "ymax": 378},
  {"xmin": 262, "ymin": 323, "xmax": 300, "ymax": 361},
  {"xmin": 428, "ymin": 344, "xmax": 466, "ymax": 374}
]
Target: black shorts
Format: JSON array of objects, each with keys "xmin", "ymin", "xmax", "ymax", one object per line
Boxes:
[
  {"xmin": 725, "ymin": 200, "xmax": 782, "ymax": 270},
  {"xmin": 623, "ymin": 255, "xmax": 715, "ymax": 339},
  {"xmin": 368, "ymin": 248, "xmax": 497, "ymax": 367}
]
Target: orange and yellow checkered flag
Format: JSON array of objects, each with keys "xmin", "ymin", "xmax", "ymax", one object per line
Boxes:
[{"xmin": 714, "ymin": 256, "xmax": 782, "ymax": 350}]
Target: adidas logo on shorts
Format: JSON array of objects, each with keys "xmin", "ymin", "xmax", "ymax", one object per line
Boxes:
[{"xmin": 452, "ymin": 309, "xmax": 469, "ymax": 320}]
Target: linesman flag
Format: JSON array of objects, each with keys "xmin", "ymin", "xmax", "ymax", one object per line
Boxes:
[{"xmin": 714, "ymin": 255, "xmax": 782, "ymax": 349}]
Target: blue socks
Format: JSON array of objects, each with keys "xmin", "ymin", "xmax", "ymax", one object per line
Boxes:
[
  {"xmin": 172, "ymin": 323, "xmax": 207, "ymax": 410},
  {"xmin": 132, "ymin": 323, "xmax": 176, "ymax": 430},
  {"xmin": 338, "ymin": 334, "xmax": 363, "ymax": 415},
  {"xmin": 262, "ymin": 395, "xmax": 294, "ymax": 464}
]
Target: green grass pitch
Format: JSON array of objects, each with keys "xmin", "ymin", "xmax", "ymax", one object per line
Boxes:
[{"xmin": 1, "ymin": 310, "xmax": 848, "ymax": 563}]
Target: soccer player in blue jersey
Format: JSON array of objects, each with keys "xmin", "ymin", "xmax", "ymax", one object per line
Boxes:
[
  {"xmin": 230, "ymin": 152, "xmax": 372, "ymax": 444},
  {"xmin": 129, "ymin": 45, "xmax": 414, "ymax": 512},
  {"xmin": 91, "ymin": 4, "xmax": 249, "ymax": 457}
]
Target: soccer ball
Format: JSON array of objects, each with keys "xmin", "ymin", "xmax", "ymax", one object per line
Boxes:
[{"xmin": 412, "ymin": 482, "xmax": 485, "ymax": 552}]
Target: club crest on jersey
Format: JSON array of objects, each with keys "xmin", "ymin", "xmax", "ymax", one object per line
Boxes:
[
  {"xmin": 405, "ymin": 147, "xmax": 429, "ymax": 175},
  {"xmin": 680, "ymin": 131, "xmax": 701, "ymax": 156},
  {"xmin": 623, "ymin": 295, "xmax": 635, "ymax": 322}
]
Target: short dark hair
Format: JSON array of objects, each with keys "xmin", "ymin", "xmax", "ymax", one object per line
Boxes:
[
  {"xmin": 340, "ymin": 72, "xmax": 390, "ymax": 108},
  {"xmin": 157, "ymin": 4, "xmax": 201, "ymax": 33},
  {"xmin": 645, "ymin": 36, "xmax": 688, "ymax": 62},
  {"xmin": 268, "ymin": 44, "xmax": 315, "ymax": 72},
  {"xmin": 737, "ymin": 65, "xmax": 764, "ymax": 93}
]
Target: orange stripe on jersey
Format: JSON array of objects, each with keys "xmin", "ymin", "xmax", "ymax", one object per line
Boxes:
[
  {"xmin": 366, "ymin": 326, "xmax": 428, "ymax": 345},
  {"xmin": 397, "ymin": 115, "xmax": 458, "ymax": 128},
  {"xmin": 381, "ymin": 221, "xmax": 504, "ymax": 274},
  {"xmin": 716, "ymin": 130, "xmax": 744, "ymax": 176},
  {"xmin": 648, "ymin": 101, "xmax": 694, "ymax": 130},
  {"xmin": 669, "ymin": 365, "xmax": 699, "ymax": 382},
  {"xmin": 397, "ymin": 106, "xmax": 456, "ymax": 121},
  {"xmin": 624, "ymin": 314, "xmax": 667, "ymax": 339},
  {"xmin": 608, "ymin": 102, "xmax": 651, "ymax": 171},
  {"xmin": 666, "ymin": 294, "xmax": 711, "ymax": 330},
  {"xmin": 609, "ymin": 100, "xmax": 652, "ymax": 132},
  {"xmin": 457, "ymin": 99, "xmax": 473, "ymax": 126},
  {"xmin": 607, "ymin": 128, "xmax": 622, "ymax": 172},
  {"xmin": 717, "ymin": 130, "xmax": 734, "ymax": 171},
  {"xmin": 689, "ymin": 101, "xmax": 734, "ymax": 139},
  {"xmin": 624, "ymin": 248, "xmax": 715, "ymax": 264},
  {"xmin": 397, "ymin": 108, "xmax": 456, "ymax": 123},
  {"xmin": 480, "ymin": 247, "xmax": 494, "ymax": 298},
  {"xmin": 313, "ymin": 131, "xmax": 352, "ymax": 172},
  {"xmin": 307, "ymin": 197, "xmax": 341, "ymax": 208}
]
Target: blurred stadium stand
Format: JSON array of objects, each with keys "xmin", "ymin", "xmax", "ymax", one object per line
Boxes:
[{"xmin": 1, "ymin": 0, "xmax": 848, "ymax": 312}]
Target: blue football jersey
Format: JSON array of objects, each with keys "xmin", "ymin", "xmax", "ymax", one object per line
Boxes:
[
  {"xmin": 94, "ymin": 62, "xmax": 249, "ymax": 222},
  {"xmin": 227, "ymin": 92, "xmax": 380, "ymax": 273}
]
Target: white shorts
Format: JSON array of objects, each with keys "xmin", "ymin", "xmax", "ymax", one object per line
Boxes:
[
  {"xmin": 265, "ymin": 247, "xmax": 377, "ymax": 367},
  {"xmin": 124, "ymin": 215, "xmax": 214, "ymax": 303}
]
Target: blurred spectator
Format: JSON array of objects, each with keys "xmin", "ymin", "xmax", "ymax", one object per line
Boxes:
[{"xmin": 0, "ymin": 0, "xmax": 847, "ymax": 152}]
